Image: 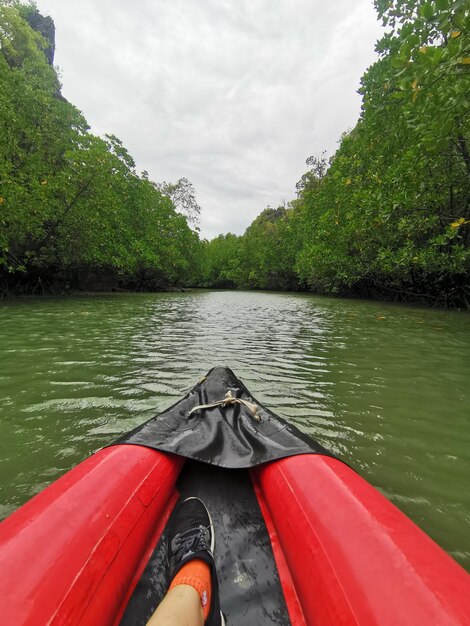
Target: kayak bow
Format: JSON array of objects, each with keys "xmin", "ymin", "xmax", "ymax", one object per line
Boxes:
[{"xmin": 1, "ymin": 367, "xmax": 469, "ymax": 625}]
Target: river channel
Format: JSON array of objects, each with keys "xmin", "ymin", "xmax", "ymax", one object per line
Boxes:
[{"xmin": 0, "ymin": 290, "xmax": 469, "ymax": 570}]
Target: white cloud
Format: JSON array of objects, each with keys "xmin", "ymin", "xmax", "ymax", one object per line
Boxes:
[{"xmin": 35, "ymin": 0, "xmax": 383, "ymax": 238}]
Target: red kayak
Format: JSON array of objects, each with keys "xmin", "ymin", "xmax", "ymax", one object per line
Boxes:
[{"xmin": 1, "ymin": 367, "xmax": 469, "ymax": 625}]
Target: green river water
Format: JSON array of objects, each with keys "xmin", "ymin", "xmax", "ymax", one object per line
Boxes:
[{"xmin": 0, "ymin": 291, "xmax": 469, "ymax": 570}]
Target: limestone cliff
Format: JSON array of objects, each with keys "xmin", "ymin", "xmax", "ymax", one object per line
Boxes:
[{"xmin": 24, "ymin": 7, "xmax": 55, "ymax": 65}]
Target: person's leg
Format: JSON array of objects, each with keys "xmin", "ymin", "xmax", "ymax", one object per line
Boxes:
[
  {"xmin": 145, "ymin": 497, "xmax": 224, "ymax": 626},
  {"xmin": 146, "ymin": 584, "xmax": 203, "ymax": 626}
]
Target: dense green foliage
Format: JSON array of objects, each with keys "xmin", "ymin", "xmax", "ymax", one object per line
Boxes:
[
  {"xmin": 202, "ymin": 208, "xmax": 299, "ymax": 290},
  {"xmin": 203, "ymin": 0, "xmax": 470, "ymax": 306},
  {"xmin": 0, "ymin": 1, "xmax": 202, "ymax": 294},
  {"xmin": 2, "ymin": 0, "xmax": 469, "ymax": 305}
]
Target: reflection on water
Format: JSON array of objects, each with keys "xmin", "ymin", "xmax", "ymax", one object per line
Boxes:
[{"xmin": 0, "ymin": 291, "xmax": 469, "ymax": 569}]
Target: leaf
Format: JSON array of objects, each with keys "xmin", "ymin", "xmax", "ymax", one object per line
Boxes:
[
  {"xmin": 420, "ymin": 3, "xmax": 434, "ymax": 19},
  {"xmin": 406, "ymin": 34, "xmax": 420, "ymax": 47},
  {"xmin": 450, "ymin": 30, "xmax": 461, "ymax": 38},
  {"xmin": 450, "ymin": 218, "xmax": 469, "ymax": 228},
  {"xmin": 461, "ymin": 58, "xmax": 470, "ymax": 65}
]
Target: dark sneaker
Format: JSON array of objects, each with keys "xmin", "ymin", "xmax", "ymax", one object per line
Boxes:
[{"xmin": 167, "ymin": 497, "xmax": 225, "ymax": 626}]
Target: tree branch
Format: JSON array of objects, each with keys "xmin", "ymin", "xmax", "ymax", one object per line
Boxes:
[{"xmin": 456, "ymin": 134, "xmax": 470, "ymax": 177}]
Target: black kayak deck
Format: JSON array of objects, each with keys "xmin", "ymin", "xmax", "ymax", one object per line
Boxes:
[
  {"xmin": 120, "ymin": 460, "xmax": 291, "ymax": 625},
  {"xmin": 115, "ymin": 366, "xmax": 329, "ymax": 469}
]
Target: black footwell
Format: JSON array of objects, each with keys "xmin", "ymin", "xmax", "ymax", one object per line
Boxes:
[{"xmin": 120, "ymin": 461, "xmax": 291, "ymax": 625}]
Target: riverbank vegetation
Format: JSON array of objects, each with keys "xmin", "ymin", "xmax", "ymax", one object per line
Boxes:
[
  {"xmin": 1, "ymin": 0, "xmax": 469, "ymax": 306},
  {"xmin": 202, "ymin": 0, "xmax": 470, "ymax": 307},
  {"xmin": 0, "ymin": 1, "xmax": 203, "ymax": 296}
]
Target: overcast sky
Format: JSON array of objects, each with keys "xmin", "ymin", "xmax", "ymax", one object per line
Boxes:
[{"xmin": 34, "ymin": 0, "xmax": 383, "ymax": 239}]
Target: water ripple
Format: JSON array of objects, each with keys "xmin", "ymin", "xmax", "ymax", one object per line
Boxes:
[{"xmin": 0, "ymin": 291, "xmax": 469, "ymax": 570}]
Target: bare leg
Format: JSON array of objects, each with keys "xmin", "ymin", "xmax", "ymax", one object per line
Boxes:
[{"xmin": 147, "ymin": 584, "xmax": 204, "ymax": 626}]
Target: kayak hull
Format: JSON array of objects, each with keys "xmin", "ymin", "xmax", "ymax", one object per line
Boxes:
[
  {"xmin": 256, "ymin": 455, "xmax": 470, "ymax": 625},
  {"xmin": 1, "ymin": 445, "xmax": 469, "ymax": 625},
  {"xmin": 0, "ymin": 446, "xmax": 183, "ymax": 626}
]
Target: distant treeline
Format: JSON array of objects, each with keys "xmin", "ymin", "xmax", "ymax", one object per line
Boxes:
[
  {"xmin": 1, "ymin": 0, "xmax": 469, "ymax": 306},
  {"xmin": 202, "ymin": 0, "xmax": 470, "ymax": 307}
]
